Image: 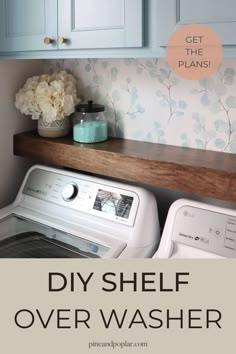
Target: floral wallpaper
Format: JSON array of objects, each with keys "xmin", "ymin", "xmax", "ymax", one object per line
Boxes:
[{"xmin": 46, "ymin": 58, "xmax": 236, "ymax": 154}]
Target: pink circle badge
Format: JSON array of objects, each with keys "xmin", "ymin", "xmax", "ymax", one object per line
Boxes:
[{"xmin": 166, "ymin": 24, "xmax": 223, "ymax": 80}]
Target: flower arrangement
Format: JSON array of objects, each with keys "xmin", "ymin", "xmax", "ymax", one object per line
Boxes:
[{"xmin": 15, "ymin": 71, "xmax": 80, "ymax": 123}]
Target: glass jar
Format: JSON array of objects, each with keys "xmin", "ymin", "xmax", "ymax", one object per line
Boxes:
[{"xmin": 73, "ymin": 100, "xmax": 108, "ymax": 143}]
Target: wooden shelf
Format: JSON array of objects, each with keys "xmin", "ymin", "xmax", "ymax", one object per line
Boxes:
[{"xmin": 14, "ymin": 131, "xmax": 236, "ymax": 202}]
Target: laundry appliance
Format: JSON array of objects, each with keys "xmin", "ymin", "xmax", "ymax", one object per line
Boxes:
[
  {"xmin": 153, "ymin": 199, "xmax": 236, "ymax": 259},
  {"xmin": 0, "ymin": 165, "xmax": 160, "ymax": 258}
]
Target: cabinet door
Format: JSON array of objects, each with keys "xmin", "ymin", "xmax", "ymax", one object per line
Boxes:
[
  {"xmin": 0, "ymin": 0, "xmax": 57, "ymax": 52},
  {"xmin": 58, "ymin": 0, "xmax": 143, "ymax": 49},
  {"xmin": 158, "ymin": 0, "xmax": 236, "ymax": 46}
]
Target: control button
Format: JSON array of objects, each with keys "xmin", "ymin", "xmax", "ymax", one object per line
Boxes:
[
  {"xmin": 214, "ymin": 228, "xmax": 222, "ymax": 237},
  {"xmin": 90, "ymin": 244, "xmax": 99, "ymax": 253},
  {"xmin": 62, "ymin": 183, "xmax": 78, "ymax": 201}
]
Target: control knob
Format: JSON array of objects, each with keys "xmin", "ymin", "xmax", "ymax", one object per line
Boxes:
[{"xmin": 62, "ymin": 183, "xmax": 78, "ymax": 201}]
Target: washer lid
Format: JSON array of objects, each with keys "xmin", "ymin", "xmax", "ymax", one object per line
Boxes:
[
  {"xmin": 0, "ymin": 214, "xmax": 110, "ymax": 258},
  {"xmin": 0, "ymin": 232, "xmax": 93, "ymax": 258}
]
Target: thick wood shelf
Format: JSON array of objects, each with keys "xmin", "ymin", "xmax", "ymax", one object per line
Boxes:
[{"xmin": 14, "ymin": 131, "xmax": 236, "ymax": 202}]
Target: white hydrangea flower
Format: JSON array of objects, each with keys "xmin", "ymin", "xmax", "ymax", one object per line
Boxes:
[{"xmin": 15, "ymin": 70, "xmax": 80, "ymax": 123}]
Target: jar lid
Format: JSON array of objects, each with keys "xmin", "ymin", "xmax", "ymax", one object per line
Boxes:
[{"xmin": 76, "ymin": 100, "xmax": 105, "ymax": 113}]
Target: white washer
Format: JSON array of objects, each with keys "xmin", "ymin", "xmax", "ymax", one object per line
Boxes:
[
  {"xmin": 0, "ymin": 165, "xmax": 160, "ymax": 258},
  {"xmin": 153, "ymin": 199, "xmax": 236, "ymax": 259}
]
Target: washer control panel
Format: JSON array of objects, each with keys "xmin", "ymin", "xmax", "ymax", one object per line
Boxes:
[
  {"xmin": 22, "ymin": 168, "xmax": 139, "ymax": 226},
  {"xmin": 172, "ymin": 206, "xmax": 236, "ymax": 258}
]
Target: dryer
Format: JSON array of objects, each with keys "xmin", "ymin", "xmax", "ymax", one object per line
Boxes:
[
  {"xmin": 153, "ymin": 199, "xmax": 236, "ymax": 258},
  {"xmin": 0, "ymin": 165, "xmax": 160, "ymax": 258}
]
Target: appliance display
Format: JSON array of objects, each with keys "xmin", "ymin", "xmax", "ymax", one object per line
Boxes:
[{"xmin": 93, "ymin": 189, "xmax": 134, "ymax": 219}]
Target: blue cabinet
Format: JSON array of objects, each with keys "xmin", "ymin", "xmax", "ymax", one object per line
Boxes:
[
  {"xmin": 58, "ymin": 0, "xmax": 143, "ymax": 49},
  {"xmin": 0, "ymin": 0, "xmax": 57, "ymax": 52},
  {"xmin": 1, "ymin": 0, "xmax": 236, "ymax": 58},
  {"xmin": 0, "ymin": 0, "xmax": 143, "ymax": 53},
  {"xmin": 158, "ymin": 0, "xmax": 236, "ymax": 47}
]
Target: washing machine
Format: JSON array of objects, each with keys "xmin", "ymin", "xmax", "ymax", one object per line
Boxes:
[
  {"xmin": 153, "ymin": 199, "xmax": 236, "ymax": 258},
  {"xmin": 0, "ymin": 165, "xmax": 160, "ymax": 258}
]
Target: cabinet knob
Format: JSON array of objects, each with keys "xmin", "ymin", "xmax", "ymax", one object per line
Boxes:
[
  {"xmin": 44, "ymin": 37, "xmax": 53, "ymax": 45},
  {"xmin": 57, "ymin": 36, "xmax": 67, "ymax": 44}
]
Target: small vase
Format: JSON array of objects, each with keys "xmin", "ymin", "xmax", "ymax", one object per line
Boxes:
[{"xmin": 37, "ymin": 117, "xmax": 71, "ymax": 138}]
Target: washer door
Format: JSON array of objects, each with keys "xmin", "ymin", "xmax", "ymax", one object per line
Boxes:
[{"xmin": 0, "ymin": 214, "xmax": 110, "ymax": 258}]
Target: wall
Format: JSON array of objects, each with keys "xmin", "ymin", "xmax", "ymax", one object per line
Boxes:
[
  {"xmin": 46, "ymin": 58, "xmax": 236, "ymax": 154},
  {"xmin": 0, "ymin": 59, "xmax": 44, "ymax": 208}
]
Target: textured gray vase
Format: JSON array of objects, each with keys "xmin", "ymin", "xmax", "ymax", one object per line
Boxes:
[{"xmin": 37, "ymin": 117, "xmax": 70, "ymax": 138}]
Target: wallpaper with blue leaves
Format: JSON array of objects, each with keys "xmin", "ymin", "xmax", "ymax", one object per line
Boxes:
[{"xmin": 46, "ymin": 59, "xmax": 236, "ymax": 154}]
